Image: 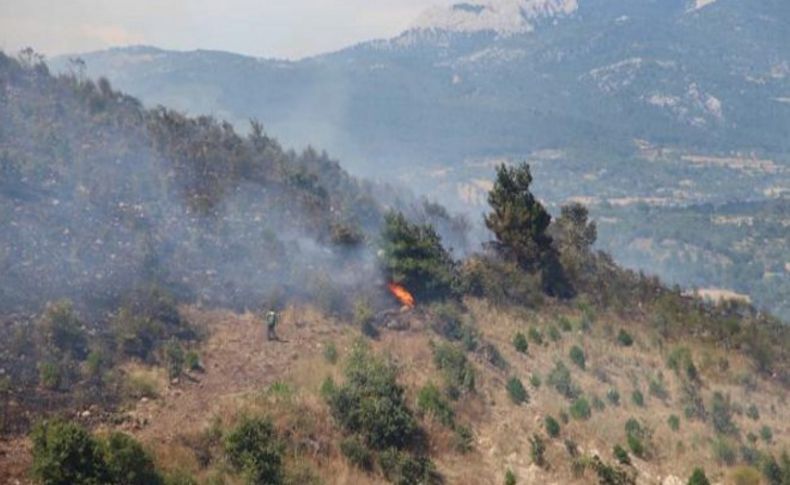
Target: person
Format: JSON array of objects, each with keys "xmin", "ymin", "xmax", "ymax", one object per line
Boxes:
[{"xmin": 265, "ymin": 308, "xmax": 279, "ymax": 341}]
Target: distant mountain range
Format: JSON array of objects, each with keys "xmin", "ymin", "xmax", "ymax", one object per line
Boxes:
[{"xmin": 49, "ymin": 0, "xmax": 790, "ymax": 320}]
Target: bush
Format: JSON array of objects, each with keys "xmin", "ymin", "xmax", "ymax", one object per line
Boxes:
[
  {"xmin": 529, "ymin": 373, "xmax": 541, "ymax": 389},
  {"xmin": 559, "ymin": 317, "xmax": 573, "ymax": 332},
  {"xmin": 569, "ymin": 345, "xmax": 586, "ymax": 370},
  {"xmin": 378, "ymin": 448, "xmax": 439, "ymax": 485},
  {"xmin": 224, "ymin": 415, "xmax": 284, "ymax": 484},
  {"xmin": 613, "ymin": 444, "xmax": 630, "ymax": 465},
  {"xmin": 688, "ymin": 468, "xmax": 711, "ymax": 485},
  {"xmin": 37, "ymin": 299, "xmax": 89, "ymax": 360},
  {"xmin": 547, "ymin": 361, "xmax": 580, "ymax": 399},
  {"xmin": 416, "ymin": 383, "xmax": 454, "ymax": 427},
  {"xmin": 545, "ymin": 416, "xmax": 560, "ymax": 438},
  {"xmin": 667, "ymin": 347, "xmax": 698, "ymax": 382},
  {"xmin": 625, "ymin": 419, "xmax": 647, "ymax": 459},
  {"xmin": 570, "ymin": 397, "xmax": 591, "ymax": 420},
  {"xmin": 512, "ymin": 332, "xmax": 528, "ymax": 354},
  {"xmin": 31, "ymin": 419, "xmax": 109, "ymax": 485},
  {"xmin": 745, "ymin": 404, "xmax": 759, "ymax": 421},
  {"xmin": 592, "ymin": 394, "xmax": 606, "ymax": 411},
  {"xmin": 529, "ymin": 434, "xmax": 547, "ymax": 468},
  {"xmin": 506, "ymin": 377, "xmax": 528, "ymax": 405},
  {"xmin": 730, "ymin": 466, "xmax": 762, "ymax": 485},
  {"xmin": 38, "ymin": 361, "xmax": 62, "ymax": 390},
  {"xmin": 759, "ymin": 425, "xmax": 773, "ymax": 443},
  {"xmin": 548, "ymin": 326, "xmax": 562, "ymax": 342},
  {"xmin": 710, "ymin": 392, "xmax": 737, "ymax": 435},
  {"xmin": 340, "ymin": 435, "xmax": 373, "ymax": 471},
  {"xmin": 327, "ymin": 341, "xmax": 418, "ymax": 450},
  {"xmin": 103, "ymin": 431, "xmax": 162, "ymax": 485},
  {"xmin": 429, "ymin": 302, "xmax": 465, "ymax": 341},
  {"xmin": 505, "ymin": 469, "xmax": 517, "ymax": 485},
  {"xmin": 528, "ymin": 327, "xmax": 543, "ymax": 345},
  {"xmin": 353, "ymin": 298, "xmax": 377, "ymax": 338},
  {"xmin": 323, "ymin": 342, "xmax": 338, "ymax": 364},
  {"xmin": 631, "ymin": 390, "xmax": 644, "ymax": 407},
  {"xmin": 184, "ymin": 350, "xmax": 201, "ymax": 372},
  {"xmin": 607, "ymin": 388, "xmax": 620, "ymax": 406},
  {"xmin": 433, "ymin": 342, "xmax": 475, "ymax": 397},
  {"xmin": 617, "ymin": 330, "xmax": 633, "ymax": 347},
  {"xmin": 627, "ymin": 434, "xmax": 644, "ymax": 459},
  {"xmin": 648, "ymin": 374, "xmax": 669, "ymax": 401},
  {"xmin": 453, "ymin": 425, "xmax": 474, "ymax": 454},
  {"xmin": 164, "ymin": 340, "xmax": 185, "ymax": 379},
  {"xmin": 712, "ymin": 436, "xmax": 737, "ymax": 465},
  {"xmin": 668, "ymin": 415, "xmax": 680, "ymax": 431}
]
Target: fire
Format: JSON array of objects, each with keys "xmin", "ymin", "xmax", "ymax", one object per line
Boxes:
[{"xmin": 388, "ymin": 282, "xmax": 415, "ymax": 308}]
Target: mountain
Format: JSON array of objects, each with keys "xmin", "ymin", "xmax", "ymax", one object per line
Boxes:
[{"xmin": 50, "ymin": 0, "xmax": 790, "ymax": 321}]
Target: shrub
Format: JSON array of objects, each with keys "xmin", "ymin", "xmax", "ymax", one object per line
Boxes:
[
  {"xmin": 613, "ymin": 444, "xmax": 631, "ymax": 465},
  {"xmin": 570, "ymin": 397, "xmax": 591, "ymax": 420},
  {"xmin": 528, "ymin": 327, "xmax": 543, "ymax": 345},
  {"xmin": 340, "ymin": 435, "xmax": 373, "ymax": 471},
  {"xmin": 761, "ymin": 455, "xmax": 783, "ymax": 485},
  {"xmin": 688, "ymin": 468, "xmax": 711, "ymax": 485},
  {"xmin": 631, "ymin": 390, "xmax": 644, "ymax": 407},
  {"xmin": 607, "ymin": 388, "xmax": 621, "ymax": 406},
  {"xmin": 124, "ymin": 368, "xmax": 161, "ymax": 400},
  {"xmin": 759, "ymin": 425, "xmax": 773, "ymax": 443},
  {"xmin": 589, "ymin": 456, "xmax": 635, "ymax": 485},
  {"xmin": 184, "ymin": 351, "xmax": 201, "ymax": 372},
  {"xmin": 504, "ymin": 469, "xmax": 517, "ymax": 485},
  {"xmin": 740, "ymin": 445, "xmax": 761, "ymax": 466},
  {"xmin": 592, "ymin": 394, "xmax": 606, "ymax": 411},
  {"xmin": 648, "ymin": 376, "xmax": 669, "ymax": 401},
  {"xmin": 453, "ymin": 425, "xmax": 473, "ymax": 454},
  {"xmin": 547, "ymin": 361, "xmax": 580, "ymax": 399},
  {"xmin": 529, "ymin": 434, "xmax": 547, "ymax": 468},
  {"xmin": 164, "ymin": 340, "xmax": 185, "ymax": 379},
  {"xmin": 103, "ymin": 431, "xmax": 162, "ymax": 485},
  {"xmin": 31, "ymin": 419, "xmax": 108, "ymax": 485},
  {"xmin": 745, "ymin": 404, "xmax": 759, "ymax": 421},
  {"xmin": 38, "ymin": 361, "xmax": 61, "ymax": 390},
  {"xmin": 710, "ymin": 392, "xmax": 737, "ymax": 435},
  {"xmin": 569, "ymin": 345, "xmax": 586, "ymax": 370},
  {"xmin": 323, "ymin": 342, "xmax": 338, "ymax": 364},
  {"xmin": 617, "ymin": 330, "xmax": 633, "ymax": 347},
  {"xmin": 627, "ymin": 434, "xmax": 644, "ymax": 459},
  {"xmin": 730, "ymin": 466, "xmax": 762, "ymax": 485},
  {"xmin": 433, "ymin": 342, "xmax": 475, "ymax": 397},
  {"xmin": 667, "ymin": 347, "xmax": 698, "ymax": 382},
  {"xmin": 712, "ymin": 436, "xmax": 737, "ymax": 465},
  {"xmin": 512, "ymin": 332, "xmax": 528, "ymax": 354},
  {"xmin": 416, "ymin": 383, "xmax": 454, "ymax": 427},
  {"xmin": 545, "ymin": 416, "xmax": 560, "ymax": 438},
  {"xmin": 548, "ymin": 326, "xmax": 562, "ymax": 342},
  {"xmin": 480, "ymin": 342, "xmax": 509, "ymax": 370},
  {"xmin": 668, "ymin": 415, "xmax": 680, "ymax": 432},
  {"xmin": 378, "ymin": 448, "xmax": 439, "ymax": 485},
  {"xmin": 224, "ymin": 415, "xmax": 284, "ymax": 484},
  {"xmin": 37, "ymin": 299, "xmax": 89, "ymax": 360},
  {"xmin": 430, "ymin": 302, "xmax": 465, "ymax": 341},
  {"xmin": 625, "ymin": 419, "xmax": 647, "ymax": 459},
  {"xmin": 506, "ymin": 377, "xmax": 528, "ymax": 405},
  {"xmin": 353, "ymin": 298, "xmax": 377, "ymax": 338},
  {"xmin": 327, "ymin": 342, "xmax": 418, "ymax": 450},
  {"xmin": 529, "ymin": 373, "xmax": 541, "ymax": 389},
  {"xmin": 559, "ymin": 317, "xmax": 572, "ymax": 332}
]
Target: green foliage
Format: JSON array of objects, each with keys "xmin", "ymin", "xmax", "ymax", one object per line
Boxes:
[
  {"xmin": 730, "ymin": 466, "xmax": 762, "ymax": 485},
  {"xmin": 631, "ymin": 390, "xmax": 645, "ymax": 408},
  {"xmin": 626, "ymin": 434, "xmax": 644, "ymax": 459},
  {"xmin": 429, "ymin": 302, "xmax": 469, "ymax": 343},
  {"xmin": 453, "ymin": 425, "xmax": 474, "ymax": 454},
  {"xmin": 378, "ymin": 448, "xmax": 439, "ymax": 485},
  {"xmin": 648, "ymin": 375, "xmax": 669, "ymax": 401},
  {"xmin": 570, "ymin": 397, "xmax": 592, "ymax": 420},
  {"xmin": 224, "ymin": 415, "xmax": 284, "ymax": 485},
  {"xmin": 416, "ymin": 383, "xmax": 454, "ymax": 427},
  {"xmin": 504, "ymin": 469, "xmax": 517, "ymax": 485},
  {"xmin": 459, "ymin": 256, "xmax": 544, "ymax": 307},
  {"xmin": 617, "ymin": 330, "xmax": 633, "ymax": 347},
  {"xmin": 323, "ymin": 342, "xmax": 338, "ymax": 365},
  {"xmin": 589, "ymin": 455, "xmax": 636, "ymax": 485},
  {"xmin": 687, "ymin": 468, "xmax": 711, "ymax": 485},
  {"xmin": 31, "ymin": 419, "xmax": 109, "ymax": 485},
  {"xmin": 380, "ymin": 211, "xmax": 457, "ymax": 302},
  {"xmin": 512, "ymin": 332, "xmax": 528, "ymax": 354},
  {"xmin": 592, "ymin": 394, "xmax": 606, "ymax": 411},
  {"xmin": 164, "ymin": 340, "xmax": 185, "ymax": 379},
  {"xmin": 548, "ymin": 325, "xmax": 562, "ymax": 342},
  {"xmin": 527, "ymin": 327, "xmax": 543, "ymax": 345},
  {"xmin": 710, "ymin": 392, "xmax": 737, "ymax": 435},
  {"xmin": 38, "ymin": 361, "xmax": 61, "ymax": 391},
  {"xmin": 529, "ymin": 373, "xmax": 541, "ymax": 389},
  {"xmin": 547, "ymin": 361, "xmax": 580, "ymax": 399},
  {"xmin": 353, "ymin": 298, "xmax": 377, "ymax": 338},
  {"xmin": 667, "ymin": 347, "xmax": 698, "ymax": 382},
  {"xmin": 432, "ymin": 342, "xmax": 475, "ymax": 397},
  {"xmin": 185, "ymin": 350, "xmax": 201, "ymax": 372},
  {"xmin": 545, "ymin": 416, "xmax": 561, "ymax": 438},
  {"xmin": 607, "ymin": 388, "xmax": 621, "ymax": 406},
  {"xmin": 506, "ymin": 377, "xmax": 528, "ymax": 405},
  {"xmin": 759, "ymin": 425, "xmax": 773, "ymax": 443},
  {"xmin": 558, "ymin": 317, "xmax": 573, "ymax": 332},
  {"xmin": 668, "ymin": 415, "xmax": 680, "ymax": 432},
  {"xmin": 712, "ymin": 436, "xmax": 737, "ymax": 465},
  {"xmin": 102, "ymin": 431, "xmax": 162, "ymax": 485},
  {"xmin": 624, "ymin": 419, "xmax": 648, "ymax": 459},
  {"xmin": 745, "ymin": 404, "xmax": 759, "ymax": 421},
  {"xmin": 529, "ymin": 434, "xmax": 547, "ymax": 468},
  {"xmin": 37, "ymin": 299, "xmax": 89, "ymax": 360},
  {"xmin": 569, "ymin": 345, "xmax": 586, "ymax": 370},
  {"xmin": 340, "ymin": 435, "xmax": 373, "ymax": 471},
  {"xmin": 613, "ymin": 444, "xmax": 631, "ymax": 465},
  {"xmin": 327, "ymin": 341, "xmax": 418, "ymax": 450}
]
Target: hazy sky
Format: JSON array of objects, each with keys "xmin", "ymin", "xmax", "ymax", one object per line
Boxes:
[{"xmin": 0, "ymin": 0, "xmax": 453, "ymax": 60}]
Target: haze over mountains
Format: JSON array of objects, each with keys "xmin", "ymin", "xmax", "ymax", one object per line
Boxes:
[{"xmin": 52, "ymin": 0, "xmax": 790, "ymax": 320}]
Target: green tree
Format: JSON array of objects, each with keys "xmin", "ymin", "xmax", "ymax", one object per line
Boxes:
[
  {"xmin": 30, "ymin": 419, "xmax": 109, "ymax": 485},
  {"xmin": 224, "ymin": 416, "xmax": 284, "ymax": 484},
  {"xmin": 688, "ymin": 468, "xmax": 711, "ymax": 485},
  {"xmin": 102, "ymin": 432, "xmax": 162, "ymax": 485},
  {"xmin": 380, "ymin": 211, "xmax": 456, "ymax": 302},
  {"xmin": 553, "ymin": 202, "xmax": 597, "ymax": 284}
]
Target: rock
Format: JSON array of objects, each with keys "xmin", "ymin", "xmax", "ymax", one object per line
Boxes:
[
  {"xmin": 140, "ymin": 397, "xmax": 149, "ymax": 404},
  {"xmin": 80, "ymin": 410, "xmax": 91, "ymax": 418}
]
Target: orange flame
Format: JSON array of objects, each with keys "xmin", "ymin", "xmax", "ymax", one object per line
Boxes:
[{"xmin": 388, "ymin": 282, "xmax": 415, "ymax": 308}]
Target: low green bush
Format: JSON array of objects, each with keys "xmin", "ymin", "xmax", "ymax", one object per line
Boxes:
[
  {"xmin": 416, "ymin": 383, "xmax": 454, "ymax": 427},
  {"xmin": 617, "ymin": 329, "xmax": 633, "ymax": 347},
  {"xmin": 548, "ymin": 361, "xmax": 580, "ymax": 399},
  {"xmin": 225, "ymin": 415, "xmax": 284, "ymax": 484},
  {"xmin": 613, "ymin": 444, "xmax": 631, "ymax": 465},
  {"xmin": 506, "ymin": 377, "xmax": 528, "ymax": 405},
  {"xmin": 512, "ymin": 332, "xmax": 528, "ymax": 354},
  {"xmin": 528, "ymin": 327, "xmax": 543, "ymax": 345},
  {"xmin": 340, "ymin": 435, "xmax": 373, "ymax": 471},
  {"xmin": 569, "ymin": 346, "xmax": 586, "ymax": 370},
  {"xmin": 631, "ymin": 390, "xmax": 645, "ymax": 407},
  {"xmin": 688, "ymin": 468, "xmax": 711, "ymax": 485},
  {"xmin": 569, "ymin": 397, "xmax": 591, "ymax": 420},
  {"xmin": 545, "ymin": 416, "xmax": 560, "ymax": 438},
  {"xmin": 607, "ymin": 388, "xmax": 621, "ymax": 406},
  {"xmin": 378, "ymin": 448, "xmax": 439, "ymax": 485},
  {"xmin": 668, "ymin": 415, "xmax": 680, "ymax": 432},
  {"xmin": 529, "ymin": 373, "xmax": 541, "ymax": 389},
  {"xmin": 529, "ymin": 434, "xmax": 546, "ymax": 468},
  {"xmin": 323, "ymin": 342, "xmax": 338, "ymax": 364},
  {"xmin": 433, "ymin": 342, "xmax": 475, "ymax": 397}
]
